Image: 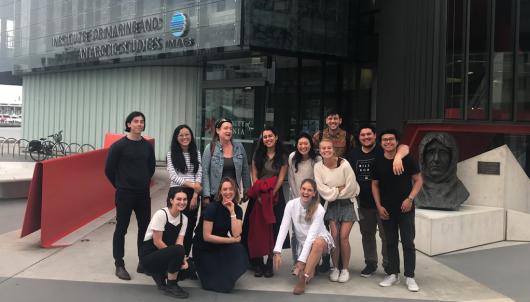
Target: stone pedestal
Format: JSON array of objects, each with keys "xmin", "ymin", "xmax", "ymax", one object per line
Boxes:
[
  {"xmin": 506, "ymin": 210, "xmax": 530, "ymax": 241},
  {"xmin": 415, "ymin": 205, "xmax": 505, "ymax": 256}
]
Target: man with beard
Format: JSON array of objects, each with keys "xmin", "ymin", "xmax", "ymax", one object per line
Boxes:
[
  {"xmin": 347, "ymin": 125, "xmax": 409, "ymax": 277},
  {"xmin": 312, "ymin": 109, "xmax": 355, "ymax": 158}
]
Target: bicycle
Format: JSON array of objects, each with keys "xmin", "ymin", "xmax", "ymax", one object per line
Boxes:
[{"xmin": 28, "ymin": 130, "xmax": 67, "ymax": 161}]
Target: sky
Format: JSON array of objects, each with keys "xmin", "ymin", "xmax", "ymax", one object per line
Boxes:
[{"xmin": 0, "ymin": 85, "xmax": 22, "ymax": 103}]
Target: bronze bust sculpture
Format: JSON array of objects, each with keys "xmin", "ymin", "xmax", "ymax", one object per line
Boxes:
[{"xmin": 416, "ymin": 132, "xmax": 469, "ymax": 210}]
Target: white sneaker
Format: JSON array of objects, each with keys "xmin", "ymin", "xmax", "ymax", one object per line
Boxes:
[
  {"xmin": 379, "ymin": 274, "xmax": 400, "ymax": 287},
  {"xmin": 338, "ymin": 269, "xmax": 350, "ymax": 283},
  {"xmin": 406, "ymin": 277, "xmax": 419, "ymax": 292},
  {"xmin": 329, "ymin": 268, "xmax": 340, "ymax": 282}
]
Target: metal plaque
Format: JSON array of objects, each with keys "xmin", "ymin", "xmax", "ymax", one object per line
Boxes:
[{"xmin": 477, "ymin": 161, "xmax": 500, "ymax": 175}]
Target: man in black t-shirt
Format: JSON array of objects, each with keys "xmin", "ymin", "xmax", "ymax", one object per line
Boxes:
[
  {"xmin": 372, "ymin": 129, "xmax": 422, "ymax": 292},
  {"xmin": 105, "ymin": 111, "xmax": 156, "ymax": 281},
  {"xmin": 347, "ymin": 125, "xmax": 409, "ymax": 278}
]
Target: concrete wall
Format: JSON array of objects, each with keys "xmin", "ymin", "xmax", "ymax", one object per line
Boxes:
[
  {"xmin": 22, "ymin": 66, "xmax": 201, "ymax": 160},
  {"xmin": 457, "ymin": 145, "xmax": 530, "ymax": 241},
  {"xmin": 457, "ymin": 145, "xmax": 530, "ymax": 213}
]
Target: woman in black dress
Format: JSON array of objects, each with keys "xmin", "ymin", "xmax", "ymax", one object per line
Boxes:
[{"xmin": 193, "ymin": 177, "xmax": 248, "ymax": 293}]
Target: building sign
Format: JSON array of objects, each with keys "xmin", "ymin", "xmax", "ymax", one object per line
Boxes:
[
  {"xmin": 51, "ymin": 12, "xmax": 196, "ymax": 61},
  {"xmin": 10, "ymin": 1, "xmax": 242, "ymax": 74},
  {"xmin": 477, "ymin": 161, "xmax": 501, "ymax": 175},
  {"xmin": 170, "ymin": 12, "xmax": 189, "ymax": 38}
]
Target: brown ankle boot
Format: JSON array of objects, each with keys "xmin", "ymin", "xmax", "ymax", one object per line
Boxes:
[{"xmin": 293, "ymin": 272, "xmax": 306, "ymax": 295}]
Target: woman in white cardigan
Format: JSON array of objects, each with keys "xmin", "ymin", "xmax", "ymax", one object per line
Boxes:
[
  {"xmin": 314, "ymin": 139, "xmax": 359, "ymax": 283},
  {"xmin": 273, "ymin": 179, "xmax": 334, "ymax": 295}
]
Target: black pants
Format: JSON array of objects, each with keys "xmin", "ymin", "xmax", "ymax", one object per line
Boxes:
[
  {"xmin": 178, "ymin": 187, "xmax": 199, "ymax": 256},
  {"xmin": 382, "ymin": 209, "xmax": 416, "ymax": 278},
  {"xmin": 113, "ymin": 189, "xmax": 151, "ymax": 267},
  {"xmin": 141, "ymin": 245, "xmax": 185, "ymax": 276}
]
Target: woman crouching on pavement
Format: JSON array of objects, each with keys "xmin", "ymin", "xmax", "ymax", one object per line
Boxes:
[
  {"xmin": 273, "ymin": 179, "xmax": 335, "ymax": 295},
  {"xmin": 139, "ymin": 187, "xmax": 189, "ymax": 299}
]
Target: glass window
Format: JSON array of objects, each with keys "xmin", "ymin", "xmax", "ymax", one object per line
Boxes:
[
  {"xmin": 445, "ymin": 0, "xmax": 466, "ymax": 119},
  {"xmin": 270, "ymin": 56, "xmax": 299, "ymax": 141},
  {"xmin": 491, "ymin": 0, "xmax": 514, "ymax": 120},
  {"xmin": 300, "ymin": 59, "xmax": 322, "ymax": 137},
  {"xmin": 205, "ymin": 57, "xmax": 268, "ymax": 81},
  {"xmin": 201, "ymin": 87, "xmax": 257, "ymax": 157},
  {"xmin": 466, "ymin": 0, "xmax": 490, "ymax": 120},
  {"xmin": 516, "ymin": 0, "xmax": 530, "ymax": 120}
]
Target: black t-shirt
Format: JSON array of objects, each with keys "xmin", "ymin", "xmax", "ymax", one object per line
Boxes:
[
  {"xmin": 193, "ymin": 201, "xmax": 243, "ymax": 251},
  {"xmin": 372, "ymin": 154, "xmax": 419, "ymax": 213},
  {"xmin": 347, "ymin": 145, "xmax": 383, "ymax": 209}
]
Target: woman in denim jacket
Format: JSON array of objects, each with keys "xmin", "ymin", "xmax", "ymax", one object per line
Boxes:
[{"xmin": 202, "ymin": 118, "xmax": 251, "ymax": 207}]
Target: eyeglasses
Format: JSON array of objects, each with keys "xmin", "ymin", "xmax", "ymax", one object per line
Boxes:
[
  {"xmin": 381, "ymin": 137, "xmax": 396, "ymax": 142},
  {"xmin": 215, "ymin": 118, "xmax": 233, "ymax": 129}
]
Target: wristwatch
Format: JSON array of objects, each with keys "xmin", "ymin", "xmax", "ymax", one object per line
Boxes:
[{"xmin": 407, "ymin": 196, "xmax": 414, "ymax": 201}]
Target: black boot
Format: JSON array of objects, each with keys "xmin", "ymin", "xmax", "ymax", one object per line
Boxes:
[
  {"xmin": 253, "ymin": 258, "xmax": 264, "ymax": 277},
  {"xmin": 264, "ymin": 257, "xmax": 274, "ymax": 278}
]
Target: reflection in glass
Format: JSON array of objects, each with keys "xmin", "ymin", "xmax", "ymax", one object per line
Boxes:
[
  {"xmin": 466, "ymin": 0, "xmax": 489, "ymax": 120},
  {"xmin": 491, "ymin": 0, "xmax": 514, "ymax": 120},
  {"xmin": 445, "ymin": 0, "xmax": 465, "ymax": 119},
  {"xmin": 517, "ymin": 0, "xmax": 530, "ymax": 120}
]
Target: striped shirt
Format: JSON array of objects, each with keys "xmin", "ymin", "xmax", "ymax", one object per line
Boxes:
[{"xmin": 167, "ymin": 151, "xmax": 202, "ymax": 187}]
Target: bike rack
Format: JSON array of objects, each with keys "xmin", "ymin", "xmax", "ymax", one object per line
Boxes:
[
  {"xmin": 79, "ymin": 144, "xmax": 96, "ymax": 153},
  {"xmin": 68, "ymin": 143, "xmax": 81, "ymax": 154},
  {"xmin": 1, "ymin": 136, "xmax": 98, "ymax": 161},
  {"xmin": 1, "ymin": 137, "xmax": 17, "ymax": 156},
  {"xmin": 13, "ymin": 139, "xmax": 30, "ymax": 159}
]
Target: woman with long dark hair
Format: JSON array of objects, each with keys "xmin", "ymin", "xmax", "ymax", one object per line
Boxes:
[
  {"xmin": 288, "ymin": 133, "xmax": 321, "ymax": 199},
  {"xmin": 167, "ymin": 125, "xmax": 202, "ymax": 257},
  {"xmin": 273, "ymin": 179, "xmax": 334, "ymax": 295},
  {"xmin": 244, "ymin": 126, "xmax": 289, "ymax": 278},
  {"xmin": 193, "ymin": 177, "xmax": 248, "ymax": 293},
  {"xmin": 201, "ymin": 118, "xmax": 251, "ymax": 206}
]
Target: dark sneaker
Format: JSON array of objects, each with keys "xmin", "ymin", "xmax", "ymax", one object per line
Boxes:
[
  {"xmin": 165, "ymin": 281, "xmax": 189, "ymax": 299},
  {"xmin": 360, "ymin": 265, "xmax": 377, "ymax": 278},
  {"xmin": 318, "ymin": 255, "xmax": 331, "ymax": 273},
  {"xmin": 152, "ymin": 274, "xmax": 166, "ymax": 290},
  {"xmin": 115, "ymin": 266, "xmax": 131, "ymax": 280}
]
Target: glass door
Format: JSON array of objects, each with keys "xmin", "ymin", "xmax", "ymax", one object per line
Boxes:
[{"xmin": 200, "ymin": 86, "xmax": 265, "ymax": 159}]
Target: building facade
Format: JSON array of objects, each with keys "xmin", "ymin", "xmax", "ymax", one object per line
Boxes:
[{"xmin": 0, "ymin": 0, "xmax": 528, "ymax": 173}]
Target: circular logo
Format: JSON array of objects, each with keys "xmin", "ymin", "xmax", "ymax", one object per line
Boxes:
[{"xmin": 170, "ymin": 12, "xmax": 189, "ymax": 38}]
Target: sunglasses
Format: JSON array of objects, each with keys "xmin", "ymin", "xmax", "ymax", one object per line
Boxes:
[{"xmin": 215, "ymin": 118, "xmax": 233, "ymax": 129}]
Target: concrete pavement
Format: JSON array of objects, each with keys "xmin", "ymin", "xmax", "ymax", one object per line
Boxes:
[{"xmin": 0, "ymin": 167, "xmax": 528, "ymax": 301}]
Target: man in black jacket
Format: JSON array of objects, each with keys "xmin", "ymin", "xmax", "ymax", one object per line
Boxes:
[{"xmin": 105, "ymin": 111, "xmax": 155, "ymax": 280}]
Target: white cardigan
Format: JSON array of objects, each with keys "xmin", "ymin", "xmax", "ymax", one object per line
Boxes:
[{"xmin": 313, "ymin": 158, "xmax": 359, "ymax": 202}]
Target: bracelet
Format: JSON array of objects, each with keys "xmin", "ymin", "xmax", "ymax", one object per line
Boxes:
[{"xmin": 230, "ymin": 214, "xmax": 237, "ymax": 218}]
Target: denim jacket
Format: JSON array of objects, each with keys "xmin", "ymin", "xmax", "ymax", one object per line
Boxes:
[{"xmin": 201, "ymin": 141, "xmax": 251, "ymax": 197}]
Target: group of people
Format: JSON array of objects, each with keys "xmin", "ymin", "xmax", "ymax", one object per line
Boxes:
[{"xmin": 104, "ymin": 109, "xmax": 423, "ymax": 299}]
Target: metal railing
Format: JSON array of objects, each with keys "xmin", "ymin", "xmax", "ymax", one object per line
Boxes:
[{"xmin": 0, "ymin": 137, "xmax": 96, "ymax": 161}]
